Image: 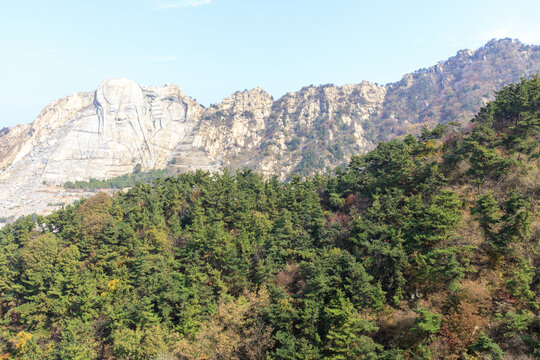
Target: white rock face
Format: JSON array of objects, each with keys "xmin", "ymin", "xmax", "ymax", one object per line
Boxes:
[
  {"xmin": 0, "ymin": 78, "xmax": 203, "ymax": 220},
  {"xmin": 0, "ymin": 92, "xmax": 95, "ymax": 170},
  {"xmin": 42, "ymin": 79, "xmax": 203, "ymax": 184}
]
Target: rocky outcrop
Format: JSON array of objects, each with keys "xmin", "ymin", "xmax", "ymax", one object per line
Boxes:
[
  {"xmin": 0, "ymin": 38, "xmax": 539, "ymax": 221},
  {"xmin": 374, "ymin": 38, "xmax": 540, "ymax": 141},
  {"xmin": 0, "ymin": 92, "xmax": 95, "ymax": 170},
  {"xmin": 0, "ymin": 79, "xmax": 203, "ymax": 220},
  {"xmin": 1, "ymin": 79, "xmax": 203, "ymax": 183},
  {"xmin": 182, "ymin": 81, "xmax": 387, "ymax": 178},
  {"xmin": 198, "ymin": 87, "xmax": 274, "ymax": 157}
]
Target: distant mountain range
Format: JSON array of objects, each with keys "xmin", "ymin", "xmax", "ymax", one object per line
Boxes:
[{"xmin": 0, "ymin": 38, "xmax": 539, "ymax": 221}]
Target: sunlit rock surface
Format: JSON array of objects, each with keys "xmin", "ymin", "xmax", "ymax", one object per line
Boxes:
[{"xmin": 0, "ymin": 79, "xmax": 203, "ymax": 220}]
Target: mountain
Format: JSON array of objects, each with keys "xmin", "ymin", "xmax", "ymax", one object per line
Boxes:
[
  {"xmin": 0, "ymin": 38, "xmax": 539, "ymax": 221},
  {"xmin": 375, "ymin": 39, "xmax": 540, "ymax": 139},
  {"xmin": 0, "ymin": 76, "xmax": 538, "ymax": 359}
]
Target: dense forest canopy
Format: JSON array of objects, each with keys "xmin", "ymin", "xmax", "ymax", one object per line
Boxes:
[
  {"xmin": 63, "ymin": 168, "xmax": 168, "ymax": 190},
  {"xmin": 0, "ymin": 77, "xmax": 539, "ymax": 359}
]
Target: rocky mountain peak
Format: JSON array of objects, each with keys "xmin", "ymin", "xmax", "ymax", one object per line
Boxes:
[
  {"xmin": 483, "ymin": 37, "xmax": 521, "ymax": 48},
  {"xmin": 0, "ymin": 79, "xmax": 205, "ymax": 220},
  {"xmin": 216, "ymin": 87, "xmax": 273, "ymax": 113},
  {"xmin": 96, "ymin": 78, "xmax": 143, "ymax": 106}
]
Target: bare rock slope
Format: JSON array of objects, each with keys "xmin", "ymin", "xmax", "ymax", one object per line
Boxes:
[{"xmin": 0, "ymin": 79, "xmax": 203, "ymax": 219}]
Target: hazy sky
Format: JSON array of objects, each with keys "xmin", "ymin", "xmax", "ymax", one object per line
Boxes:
[{"xmin": 0, "ymin": 0, "xmax": 539, "ymax": 128}]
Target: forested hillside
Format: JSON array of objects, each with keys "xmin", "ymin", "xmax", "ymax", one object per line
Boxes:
[
  {"xmin": 0, "ymin": 77, "xmax": 538, "ymax": 359},
  {"xmin": 1, "ymin": 39, "xmax": 539, "ymax": 223}
]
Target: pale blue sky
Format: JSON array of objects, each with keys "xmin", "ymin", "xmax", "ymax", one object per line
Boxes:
[{"xmin": 0, "ymin": 0, "xmax": 539, "ymax": 128}]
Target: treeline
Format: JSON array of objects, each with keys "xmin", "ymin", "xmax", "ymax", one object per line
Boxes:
[
  {"xmin": 0, "ymin": 77, "xmax": 538, "ymax": 359},
  {"xmin": 64, "ymin": 168, "xmax": 168, "ymax": 190}
]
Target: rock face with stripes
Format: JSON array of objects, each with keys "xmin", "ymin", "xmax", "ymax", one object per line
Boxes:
[
  {"xmin": 0, "ymin": 79, "xmax": 204, "ymax": 220},
  {"xmin": 1, "ymin": 79, "xmax": 203, "ymax": 186}
]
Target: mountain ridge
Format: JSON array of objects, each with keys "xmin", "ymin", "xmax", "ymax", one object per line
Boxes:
[
  {"xmin": 0, "ymin": 75, "xmax": 538, "ymax": 359},
  {"xmin": 0, "ymin": 38, "xmax": 539, "ymax": 221}
]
